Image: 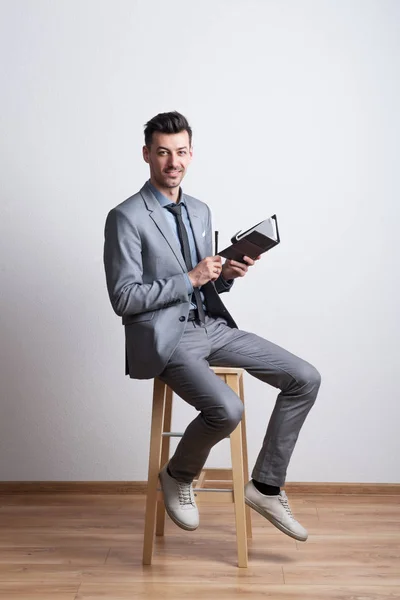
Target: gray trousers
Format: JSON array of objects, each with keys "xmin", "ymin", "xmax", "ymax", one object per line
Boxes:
[{"xmin": 159, "ymin": 314, "xmax": 321, "ymax": 487}]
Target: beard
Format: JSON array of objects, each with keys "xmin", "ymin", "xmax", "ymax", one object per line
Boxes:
[{"xmin": 158, "ymin": 170, "xmax": 184, "ymax": 188}]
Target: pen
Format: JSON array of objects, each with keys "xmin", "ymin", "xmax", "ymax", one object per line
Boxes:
[{"xmin": 215, "ymin": 230, "xmax": 219, "ymax": 255}]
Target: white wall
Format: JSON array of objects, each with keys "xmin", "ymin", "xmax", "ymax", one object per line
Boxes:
[{"xmin": 0, "ymin": 0, "xmax": 399, "ymax": 483}]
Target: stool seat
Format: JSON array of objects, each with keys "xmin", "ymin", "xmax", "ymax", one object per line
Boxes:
[{"xmin": 142, "ymin": 365, "xmax": 252, "ymax": 568}]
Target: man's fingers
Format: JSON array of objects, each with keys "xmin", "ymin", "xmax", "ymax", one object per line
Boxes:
[
  {"xmin": 206, "ymin": 256, "xmax": 222, "ymax": 265},
  {"xmin": 229, "ymin": 259, "xmax": 249, "ymax": 270},
  {"xmin": 231, "ymin": 264, "xmax": 248, "ymax": 276},
  {"xmin": 243, "ymin": 255, "xmax": 256, "ymax": 265}
]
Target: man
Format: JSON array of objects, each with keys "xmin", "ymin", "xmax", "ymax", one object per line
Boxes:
[{"xmin": 104, "ymin": 111, "xmax": 321, "ymax": 542}]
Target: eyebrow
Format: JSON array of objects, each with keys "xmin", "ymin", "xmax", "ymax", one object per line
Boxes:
[{"xmin": 156, "ymin": 146, "xmax": 188, "ymax": 151}]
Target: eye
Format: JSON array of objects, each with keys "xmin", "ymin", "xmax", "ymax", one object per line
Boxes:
[{"xmin": 178, "ymin": 150, "xmax": 187, "ymax": 155}]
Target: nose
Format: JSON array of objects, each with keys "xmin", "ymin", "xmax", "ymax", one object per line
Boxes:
[{"xmin": 167, "ymin": 154, "xmax": 179, "ymax": 169}]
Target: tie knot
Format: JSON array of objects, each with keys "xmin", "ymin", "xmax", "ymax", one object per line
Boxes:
[{"xmin": 166, "ymin": 203, "xmax": 182, "ymax": 216}]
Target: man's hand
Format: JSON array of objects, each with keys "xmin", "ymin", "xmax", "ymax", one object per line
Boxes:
[
  {"xmin": 221, "ymin": 255, "xmax": 261, "ymax": 281},
  {"xmin": 188, "ymin": 256, "xmax": 222, "ymax": 287}
]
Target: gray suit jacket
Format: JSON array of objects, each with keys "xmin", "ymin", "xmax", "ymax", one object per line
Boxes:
[{"xmin": 104, "ymin": 184, "xmax": 237, "ymax": 379}]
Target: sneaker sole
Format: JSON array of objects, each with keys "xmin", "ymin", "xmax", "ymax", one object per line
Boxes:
[
  {"xmin": 163, "ymin": 502, "xmax": 199, "ymax": 532},
  {"xmin": 159, "ymin": 476, "xmax": 199, "ymax": 532},
  {"xmin": 245, "ymin": 497, "xmax": 308, "ymax": 542}
]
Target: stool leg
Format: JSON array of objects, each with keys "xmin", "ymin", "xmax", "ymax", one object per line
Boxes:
[
  {"xmin": 156, "ymin": 385, "xmax": 173, "ymax": 536},
  {"xmin": 142, "ymin": 378, "xmax": 166, "ymax": 565},
  {"xmin": 227, "ymin": 374, "xmax": 248, "ymax": 568},
  {"xmin": 239, "ymin": 373, "xmax": 252, "ymax": 539}
]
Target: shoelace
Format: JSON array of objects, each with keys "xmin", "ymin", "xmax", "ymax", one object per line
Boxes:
[
  {"xmin": 177, "ymin": 481, "xmax": 196, "ymax": 507},
  {"xmin": 278, "ymin": 493, "xmax": 294, "ymax": 519}
]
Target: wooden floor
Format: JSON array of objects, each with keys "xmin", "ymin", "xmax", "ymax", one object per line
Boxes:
[{"xmin": 0, "ymin": 493, "xmax": 399, "ymax": 599}]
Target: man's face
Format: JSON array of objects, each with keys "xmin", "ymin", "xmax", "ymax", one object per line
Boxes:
[{"xmin": 143, "ymin": 131, "xmax": 193, "ymax": 190}]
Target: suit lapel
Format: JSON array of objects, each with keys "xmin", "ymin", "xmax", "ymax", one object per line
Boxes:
[
  {"xmin": 184, "ymin": 196, "xmax": 206, "ymax": 261},
  {"xmin": 140, "ymin": 185, "xmax": 186, "ymax": 272}
]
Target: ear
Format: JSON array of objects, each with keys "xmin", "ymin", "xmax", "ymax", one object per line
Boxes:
[
  {"xmin": 189, "ymin": 145, "xmax": 194, "ymax": 162},
  {"xmin": 142, "ymin": 145, "xmax": 150, "ymax": 164}
]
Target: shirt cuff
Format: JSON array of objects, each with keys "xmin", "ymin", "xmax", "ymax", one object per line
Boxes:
[{"xmin": 184, "ymin": 273, "xmax": 194, "ymax": 295}]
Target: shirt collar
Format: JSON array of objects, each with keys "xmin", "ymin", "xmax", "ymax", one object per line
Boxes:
[{"xmin": 146, "ymin": 180, "xmax": 184, "ymax": 207}]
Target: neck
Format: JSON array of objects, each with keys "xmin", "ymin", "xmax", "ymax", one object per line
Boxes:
[{"xmin": 150, "ymin": 177, "xmax": 180, "ymax": 203}]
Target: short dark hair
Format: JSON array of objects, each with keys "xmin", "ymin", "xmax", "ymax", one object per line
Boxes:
[{"xmin": 144, "ymin": 111, "xmax": 192, "ymax": 147}]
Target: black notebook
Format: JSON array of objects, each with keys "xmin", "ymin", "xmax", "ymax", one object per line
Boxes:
[{"xmin": 218, "ymin": 215, "xmax": 280, "ymax": 263}]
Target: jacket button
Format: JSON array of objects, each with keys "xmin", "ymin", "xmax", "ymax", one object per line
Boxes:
[{"xmin": 179, "ymin": 316, "xmax": 185, "ymax": 322}]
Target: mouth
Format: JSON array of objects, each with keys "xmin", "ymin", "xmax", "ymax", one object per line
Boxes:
[{"xmin": 165, "ymin": 170, "xmax": 181, "ymax": 177}]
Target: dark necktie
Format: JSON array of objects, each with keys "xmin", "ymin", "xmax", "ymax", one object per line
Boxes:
[{"xmin": 166, "ymin": 203, "xmax": 206, "ymax": 323}]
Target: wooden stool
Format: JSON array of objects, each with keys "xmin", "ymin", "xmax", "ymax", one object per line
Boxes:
[{"xmin": 142, "ymin": 366, "xmax": 252, "ymax": 568}]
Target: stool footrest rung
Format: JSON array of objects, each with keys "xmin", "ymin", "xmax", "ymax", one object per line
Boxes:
[
  {"xmin": 156, "ymin": 489, "xmax": 235, "ymax": 504},
  {"xmin": 156, "ymin": 487, "xmax": 233, "ymax": 493},
  {"xmin": 194, "ymin": 487, "xmax": 233, "ymax": 493},
  {"xmin": 162, "ymin": 432, "xmax": 230, "ymax": 439}
]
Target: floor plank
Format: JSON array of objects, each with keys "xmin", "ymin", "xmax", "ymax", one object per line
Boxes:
[
  {"xmin": 75, "ymin": 582, "xmax": 400, "ymax": 599},
  {"xmin": 0, "ymin": 580, "xmax": 78, "ymax": 599}
]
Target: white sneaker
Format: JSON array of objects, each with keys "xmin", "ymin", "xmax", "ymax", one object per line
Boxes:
[
  {"xmin": 244, "ymin": 480, "xmax": 308, "ymax": 542},
  {"xmin": 159, "ymin": 464, "xmax": 199, "ymax": 531}
]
